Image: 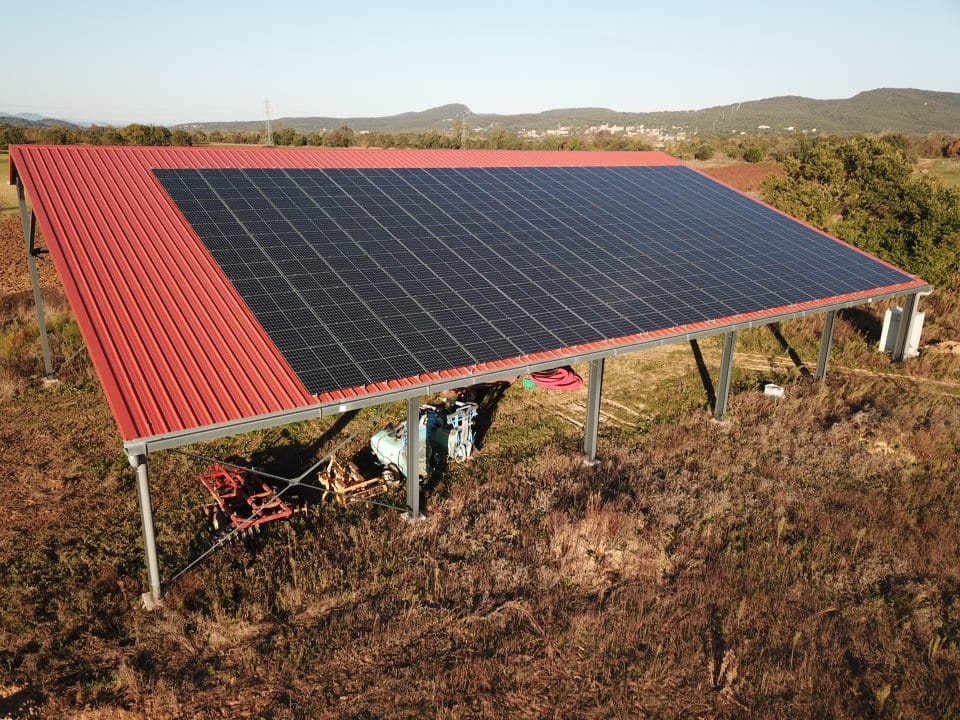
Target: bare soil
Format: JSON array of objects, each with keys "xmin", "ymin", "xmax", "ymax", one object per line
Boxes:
[
  {"xmin": 697, "ymin": 163, "xmax": 784, "ymax": 195},
  {"xmin": 0, "ymin": 216, "xmax": 60, "ymax": 295},
  {"xmin": 2, "ymin": 205, "xmax": 959, "ymax": 719}
]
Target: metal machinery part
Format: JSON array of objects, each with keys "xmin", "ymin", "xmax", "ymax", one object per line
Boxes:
[
  {"xmin": 370, "ymin": 400, "xmax": 479, "ymax": 480},
  {"xmin": 199, "ymin": 464, "xmax": 294, "ymax": 537},
  {"xmin": 317, "ymin": 456, "xmax": 396, "ymax": 507},
  {"xmin": 197, "ymin": 400, "xmax": 479, "ymax": 526}
]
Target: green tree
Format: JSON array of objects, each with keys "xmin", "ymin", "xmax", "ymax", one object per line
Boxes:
[
  {"xmin": 273, "ymin": 127, "xmax": 298, "ymax": 146},
  {"xmin": 325, "ymin": 126, "xmax": 354, "ymax": 148},
  {"xmin": 120, "ymin": 124, "xmax": 171, "ymax": 146},
  {"xmin": 742, "ymin": 145, "xmax": 764, "ymax": 163},
  {"xmin": 150, "ymin": 125, "xmax": 172, "ymax": 145},
  {"xmin": 693, "ymin": 142, "xmax": 714, "ymax": 160},
  {"xmin": 121, "ymin": 123, "xmax": 152, "ymax": 145},
  {"xmin": 170, "ymin": 129, "xmax": 193, "ymax": 146},
  {"xmin": 0, "ymin": 124, "xmax": 27, "ymax": 149},
  {"xmin": 761, "ymin": 135, "xmax": 960, "ymax": 286},
  {"xmin": 81, "ymin": 125, "xmax": 125, "ymax": 145},
  {"xmin": 39, "ymin": 127, "xmax": 76, "ymax": 145}
]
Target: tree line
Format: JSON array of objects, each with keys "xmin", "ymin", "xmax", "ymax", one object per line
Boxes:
[
  {"xmin": 0, "ymin": 122, "xmax": 653, "ymax": 152},
  {"xmin": 672, "ymin": 131, "xmax": 960, "ymax": 164},
  {"xmin": 3, "ymin": 120, "xmax": 958, "ymax": 163}
]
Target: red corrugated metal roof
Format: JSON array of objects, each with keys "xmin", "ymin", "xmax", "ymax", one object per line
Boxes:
[{"xmin": 10, "ymin": 146, "xmax": 691, "ymax": 446}]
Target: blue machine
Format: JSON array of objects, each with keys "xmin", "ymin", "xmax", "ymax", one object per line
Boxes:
[{"xmin": 370, "ymin": 401, "xmax": 478, "ymax": 480}]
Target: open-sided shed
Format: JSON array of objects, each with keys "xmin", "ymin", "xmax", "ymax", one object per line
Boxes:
[{"xmin": 10, "ymin": 145, "xmax": 930, "ymax": 605}]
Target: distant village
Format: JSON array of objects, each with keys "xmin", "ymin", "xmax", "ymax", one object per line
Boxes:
[
  {"xmin": 516, "ymin": 123, "xmax": 688, "ymax": 143},
  {"xmin": 509, "ymin": 123, "xmax": 819, "ymax": 144}
]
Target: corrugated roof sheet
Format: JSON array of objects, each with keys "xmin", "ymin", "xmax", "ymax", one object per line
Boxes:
[{"xmin": 10, "ymin": 146, "xmax": 927, "ymax": 449}]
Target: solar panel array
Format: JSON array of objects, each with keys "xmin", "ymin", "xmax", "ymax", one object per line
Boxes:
[{"xmin": 155, "ymin": 166, "xmax": 914, "ymax": 396}]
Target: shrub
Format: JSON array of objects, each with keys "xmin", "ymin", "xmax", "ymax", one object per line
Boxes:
[
  {"xmin": 761, "ymin": 135, "xmax": 960, "ymax": 286},
  {"xmin": 693, "ymin": 142, "xmax": 715, "ymax": 161},
  {"xmin": 742, "ymin": 145, "xmax": 765, "ymax": 163}
]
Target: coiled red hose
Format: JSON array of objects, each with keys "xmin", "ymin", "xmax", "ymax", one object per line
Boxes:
[{"xmin": 528, "ymin": 366, "xmax": 583, "ymax": 390}]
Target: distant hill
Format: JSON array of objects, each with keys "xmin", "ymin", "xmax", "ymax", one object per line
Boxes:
[
  {"xmin": 0, "ymin": 112, "xmax": 79, "ymax": 128},
  {"xmin": 180, "ymin": 103, "xmax": 475, "ymax": 135},
  {"xmin": 178, "ymin": 89, "xmax": 960, "ymax": 136}
]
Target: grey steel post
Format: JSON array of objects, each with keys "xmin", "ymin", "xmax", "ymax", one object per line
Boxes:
[
  {"xmin": 892, "ymin": 292, "xmax": 920, "ymax": 363},
  {"xmin": 583, "ymin": 358, "xmax": 604, "ymax": 466},
  {"xmin": 403, "ymin": 396, "xmax": 423, "ymax": 521},
  {"xmin": 815, "ymin": 310, "xmax": 837, "ymax": 381},
  {"xmin": 130, "ymin": 453, "xmax": 162, "ymax": 608},
  {"xmin": 714, "ymin": 331, "xmax": 737, "ymax": 420},
  {"xmin": 17, "ymin": 181, "xmax": 56, "ymax": 379}
]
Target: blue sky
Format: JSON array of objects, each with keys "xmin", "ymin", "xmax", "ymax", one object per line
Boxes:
[{"xmin": 4, "ymin": 0, "xmax": 958, "ymax": 126}]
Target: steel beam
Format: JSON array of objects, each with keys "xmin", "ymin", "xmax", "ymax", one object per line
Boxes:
[
  {"xmin": 815, "ymin": 310, "xmax": 837, "ymax": 381},
  {"xmin": 17, "ymin": 181, "xmax": 55, "ymax": 380},
  {"xmin": 583, "ymin": 358, "xmax": 604, "ymax": 466},
  {"xmin": 892, "ymin": 292, "xmax": 920, "ymax": 363},
  {"xmin": 130, "ymin": 454, "xmax": 162, "ymax": 608},
  {"xmin": 403, "ymin": 396, "xmax": 424, "ymax": 521},
  {"xmin": 714, "ymin": 331, "xmax": 737, "ymax": 420}
]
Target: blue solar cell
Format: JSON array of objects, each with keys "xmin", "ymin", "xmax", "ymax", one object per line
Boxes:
[{"xmin": 155, "ymin": 166, "xmax": 916, "ymax": 396}]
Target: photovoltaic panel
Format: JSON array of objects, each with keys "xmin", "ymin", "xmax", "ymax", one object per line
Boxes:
[{"xmin": 155, "ymin": 166, "xmax": 915, "ymax": 396}]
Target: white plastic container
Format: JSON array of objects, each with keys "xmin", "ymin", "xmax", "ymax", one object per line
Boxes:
[
  {"xmin": 763, "ymin": 383, "xmax": 785, "ymax": 399},
  {"xmin": 879, "ymin": 307, "xmax": 923, "ymax": 357}
]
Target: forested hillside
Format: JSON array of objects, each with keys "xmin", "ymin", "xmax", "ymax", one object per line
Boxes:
[{"xmin": 180, "ymin": 88, "xmax": 960, "ymax": 135}]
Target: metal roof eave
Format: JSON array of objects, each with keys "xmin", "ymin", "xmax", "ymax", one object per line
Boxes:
[{"xmin": 124, "ymin": 280, "xmax": 931, "ymax": 456}]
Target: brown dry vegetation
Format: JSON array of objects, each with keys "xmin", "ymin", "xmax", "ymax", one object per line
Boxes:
[
  {"xmin": 697, "ymin": 163, "xmax": 785, "ymax": 196},
  {"xmin": 2, "ymin": 199, "xmax": 960, "ymax": 718}
]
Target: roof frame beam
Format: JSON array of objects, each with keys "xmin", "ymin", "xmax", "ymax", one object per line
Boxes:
[
  {"xmin": 402, "ymin": 396, "xmax": 425, "ymax": 522},
  {"xmin": 129, "ymin": 452, "xmax": 162, "ymax": 609},
  {"xmin": 815, "ymin": 310, "xmax": 837, "ymax": 381},
  {"xmin": 714, "ymin": 331, "xmax": 737, "ymax": 421},
  {"xmin": 892, "ymin": 291, "xmax": 922, "ymax": 362},
  {"xmin": 583, "ymin": 358, "xmax": 604, "ymax": 466}
]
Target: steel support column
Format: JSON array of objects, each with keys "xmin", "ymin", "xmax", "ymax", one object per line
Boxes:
[
  {"xmin": 583, "ymin": 358, "xmax": 604, "ymax": 466},
  {"xmin": 16, "ymin": 180, "xmax": 55, "ymax": 380},
  {"xmin": 403, "ymin": 396, "xmax": 424, "ymax": 521},
  {"xmin": 714, "ymin": 331, "xmax": 736, "ymax": 421},
  {"xmin": 815, "ymin": 310, "xmax": 837, "ymax": 381},
  {"xmin": 130, "ymin": 454, "xmax": 162, "ymax": 609},
  {"xmin": 892, "ymin": 292, "xmax": 920, "ymax": 363}
]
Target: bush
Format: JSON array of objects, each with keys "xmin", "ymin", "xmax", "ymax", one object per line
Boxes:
[
  {"xmin": 693, "ymin": 142, "xmax": 715, "ymax": 161},
  {"xmin": 742, "ymin": 145, "xmax": 765, "ymax": 163},
  {"xmin": 761, "ymin": 135, "xmax": 960, "ymax": 286}
]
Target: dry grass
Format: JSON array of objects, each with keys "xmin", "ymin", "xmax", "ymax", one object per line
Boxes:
[
  {"xmin": 917, "ymin": 157, "xmax": 960, "ymax": 189},
  {"xmin": 0, "ymin": 152, "xmax": 19, "ymax": 217},
  {"xmin": 1, "ymin": 250, "xmax": 959, "ymax": 717},
  {"xmin": 1, "ymin": 334, "xmax": 959, "ymax": 718},
  {"xmin": 697, "ymin": 162, "xmax": 785, "ymax": 195},
  {"xmin": 0, "ymin": 289, "xmax": 95, "ymax": 399}
]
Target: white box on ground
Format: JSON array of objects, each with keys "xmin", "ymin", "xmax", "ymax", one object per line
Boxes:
[
  {"xmin": 763, "ymin": 383, "xmax": 785, "ymax": 398},
  {"xmin": 878, "ymin": 307, "xmax": 924, "ymax": 357}
]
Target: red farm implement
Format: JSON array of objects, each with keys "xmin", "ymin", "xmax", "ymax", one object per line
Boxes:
[{"xmin": 200, "ymin": 464, "xmax": 293, "ymax": 538}]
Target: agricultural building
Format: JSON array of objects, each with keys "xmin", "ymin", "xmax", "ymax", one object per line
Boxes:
[{"xmin": 9, "ymin": 146, "xmax": 930, "ymax": 606}]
